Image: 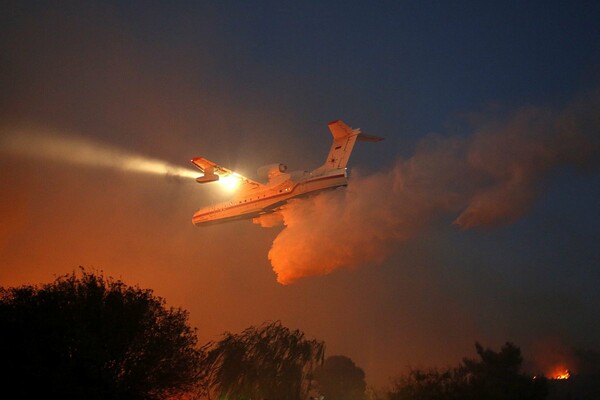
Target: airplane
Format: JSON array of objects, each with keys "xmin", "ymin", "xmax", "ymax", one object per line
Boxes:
[{"xmin": 191, "ymin": 120, "xmax": 383, "ymax": 226}]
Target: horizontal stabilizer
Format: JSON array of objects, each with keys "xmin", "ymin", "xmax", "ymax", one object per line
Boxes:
[{"xmin": 357, "ymin": 133, "xmax": 384, "ymax": 142}]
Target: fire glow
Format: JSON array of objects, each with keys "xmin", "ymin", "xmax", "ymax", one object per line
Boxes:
[{"xmin": 550, "ymin": 368, "xmax": 571, "ymax": 380}]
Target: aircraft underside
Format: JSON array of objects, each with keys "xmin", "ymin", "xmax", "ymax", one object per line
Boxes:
[{"xmin": 192, "ymin": 171, "xmax": 347, "ymax": 226}]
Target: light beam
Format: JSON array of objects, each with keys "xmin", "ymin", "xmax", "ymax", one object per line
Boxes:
[{"xmin": 0, "ymin": 128, "xmax": 199, "ymax": 180}]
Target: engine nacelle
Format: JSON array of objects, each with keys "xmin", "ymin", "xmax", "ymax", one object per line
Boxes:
[
  {"xmin": 257, "ymin": 163, "xmax": 287, "ymax": 180},
  {"xmin": 196, "ymin": 173, "xmax": 219, "ymax": 184}
]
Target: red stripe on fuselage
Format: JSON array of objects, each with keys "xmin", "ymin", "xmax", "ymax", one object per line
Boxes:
[{"xmin": 193, "ymin": 173, "xmax": 345, "ymax": 221}]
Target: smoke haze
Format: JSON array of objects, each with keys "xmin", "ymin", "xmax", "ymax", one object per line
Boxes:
[
  {"xmin": 263, "ymin": 95, "xmax": 600, "ymax": 284},
  {"xmin": 2, "ymin": 1, "xmax": 599, "ymax": 388},
  {"xmin": 0, "ymin": 127, "xmax": 199, "ymax": 180}
]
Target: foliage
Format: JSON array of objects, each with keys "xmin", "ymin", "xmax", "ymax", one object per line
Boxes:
[
  {"xmin": 0, "ymin": 269, "xmax": 204, "ymax": 400},
  {"xmin": 389, "ymin": 367, "xmax": 463, "ymax": 400},
  {"xmin": 388, "ymin": 342, "xmax": 548, "ymax": 400},
  {"xmin": 314, "ymin": 355, "xmax": 367, "ymax": 400},
  {"xmin": 202, "ymin": 320, "xmax": 325, "ymax": 400},
  {"xmin": 459, "ymin": 342, "xmax": 547, "ymax": 400}
]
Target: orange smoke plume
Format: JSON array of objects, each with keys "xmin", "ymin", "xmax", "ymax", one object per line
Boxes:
[{"xmin": 261, "ymin": 94, "xmax": 599, "ymax": 284}]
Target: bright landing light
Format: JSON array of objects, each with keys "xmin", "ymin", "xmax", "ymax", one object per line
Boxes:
[{"xmin": 218, "ymin": 174, "xmax": 241, "ymax": 191}]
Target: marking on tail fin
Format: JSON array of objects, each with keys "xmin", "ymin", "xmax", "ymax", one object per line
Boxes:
[{"xmin": 314, "ymin": 120, "xmax": 384, "ymax": 174}]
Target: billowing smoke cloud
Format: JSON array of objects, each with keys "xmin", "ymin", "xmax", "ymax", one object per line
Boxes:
[
  {"xmin": 0, "ymin": 127, "xmax": 199, "ymax": 180},
  {"xmin": 260, "ymin": 94, "xmax": 600, "ymax": 284}
]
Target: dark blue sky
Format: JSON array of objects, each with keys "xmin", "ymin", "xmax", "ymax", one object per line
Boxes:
[{"xmin": 1, "ymin": 0, "xmax": 599, "ymax": 385}]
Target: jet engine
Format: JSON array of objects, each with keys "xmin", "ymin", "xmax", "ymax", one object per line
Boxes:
[
  {"xmin": 195, "ymin": 166, "xmax": 219, "ymax": 184},
  {"xmin": 257, "ymin": 163, "xmax": 287, "ymax": 180},
  {"xmin": 196, "ymin": 173, "xmax": 219, "ymax": 184}
]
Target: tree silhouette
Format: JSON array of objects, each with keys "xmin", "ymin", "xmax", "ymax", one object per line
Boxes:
[
  {"xmin": 313, "ymin": 355, "xmax": 366, "ymax": 400},
  {"xmin": 459, "ymin": 342, "xmax": 547, "ymax": 400},
  {"xmin": 202, "ymin": 321, "xmax": 325, "ymax": 400},
  {"xmin": 389, "ymin": 367, "xmax": 463, "ymax": 400},
  {"xmin": 0, "ymin": 269, "xmax": 204, "ymax": 400},
  {"xmin": 389, "ymin": 342, "xmax": 547, "ymax": 400}
]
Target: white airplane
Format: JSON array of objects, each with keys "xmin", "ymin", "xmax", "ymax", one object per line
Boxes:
[{"xmin": 191, "ymin": 120, "xmax": 383, "ymax": 226}]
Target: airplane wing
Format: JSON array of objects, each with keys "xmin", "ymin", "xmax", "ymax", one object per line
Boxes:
[{"xmin": 191, "ymin": 157, "xmax": 263, "ymax": 188}]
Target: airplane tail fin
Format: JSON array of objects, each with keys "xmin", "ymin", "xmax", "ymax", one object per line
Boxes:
[{"xmin": 314, "ymin": 120, "xmax": 383, "ymax": 174}]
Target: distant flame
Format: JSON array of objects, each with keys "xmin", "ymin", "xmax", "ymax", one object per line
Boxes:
[{"xmin": 550, "ymin": 368, "xmax": 571, "ymax": 380}]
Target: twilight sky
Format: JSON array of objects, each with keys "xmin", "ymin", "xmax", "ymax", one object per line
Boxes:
[{"xmin": 1, "ymin": 1, "xmax": 599, "ymax": 386}]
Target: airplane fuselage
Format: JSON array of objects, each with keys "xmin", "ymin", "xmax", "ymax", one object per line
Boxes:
[
  {"xmin": 191, "ymin": 120, "xmax": 382, "ymax": 226},
  {"xmin": 192, "ymin": 169, "xmax": 347, "ymax": 226}
]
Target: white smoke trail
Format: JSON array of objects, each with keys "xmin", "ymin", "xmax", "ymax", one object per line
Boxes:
[{"xmin": 0, "ymin": 128, "xmax": 199, "ymax": 179}]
